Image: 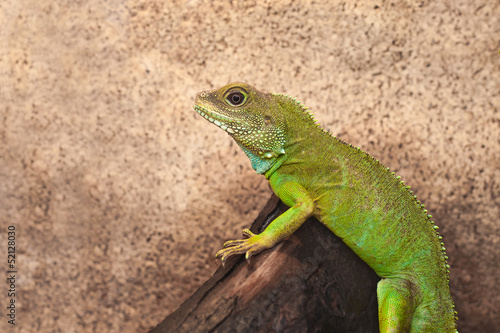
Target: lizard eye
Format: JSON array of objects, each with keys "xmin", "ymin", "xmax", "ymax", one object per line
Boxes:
[{"xmin": 225, "ymin": 90, "xmax": 247, "ymax": 106}]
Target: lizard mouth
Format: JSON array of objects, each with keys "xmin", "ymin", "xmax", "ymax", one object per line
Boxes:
[{"xmin": 194, "ymin": 105, "xmax": 236, "ymax": 134}]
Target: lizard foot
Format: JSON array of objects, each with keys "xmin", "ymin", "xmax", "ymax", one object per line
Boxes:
[{"xmin": 215, "ymin": 229, "xmax": 271, "ymax": 264}]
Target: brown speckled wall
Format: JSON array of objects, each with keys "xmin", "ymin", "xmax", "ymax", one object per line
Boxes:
[{"xmin": 0, "ymin": 1, "xmax": 498, "ymax": 332}]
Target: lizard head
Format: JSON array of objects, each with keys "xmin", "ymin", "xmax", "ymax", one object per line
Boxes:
[{"xmin": 194, "ymin": 82, "xmax": 286, "ymax": 173}]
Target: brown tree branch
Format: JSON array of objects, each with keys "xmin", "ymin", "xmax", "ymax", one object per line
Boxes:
[{"xmin": 150, "ymin": 194, "xmax": 380, "ymax": 333}]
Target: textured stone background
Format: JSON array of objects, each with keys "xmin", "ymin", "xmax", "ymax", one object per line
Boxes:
[{"xmin": 0, "ymin": 0, "xmax": 498, "ymax": 332}]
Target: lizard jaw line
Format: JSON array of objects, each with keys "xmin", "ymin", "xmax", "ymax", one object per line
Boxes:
[{"xmin": 194, "ymin": 105, "xmax": 235, "ymax": 134}]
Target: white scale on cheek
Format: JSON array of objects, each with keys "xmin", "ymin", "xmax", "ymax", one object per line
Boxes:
[{"xmin": 196, "ymin": 107, "xmax": 236, "ymax": 134}]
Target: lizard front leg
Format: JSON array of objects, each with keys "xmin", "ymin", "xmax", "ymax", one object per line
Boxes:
[{"xmin": 216, "ymin": 178, "xmax": 314, "ymax": 263}]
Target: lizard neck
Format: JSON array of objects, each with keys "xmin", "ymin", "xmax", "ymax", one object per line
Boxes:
[
  {"xmin": 236, "ymin": 142, "xmax": 281, "ymax": 174},
  {"xmin": 264, "ymin": 129, "xmax": 328, "ymax": 179},
  {"xmin": 263, "ymin": 94, "xmax": 335, "ymax": 178}
]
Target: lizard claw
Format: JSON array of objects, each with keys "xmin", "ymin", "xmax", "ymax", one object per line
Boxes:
[
  {"xmin": 215, "ymin": 229, "xmax": 269, "ymax": 264},
  {"xmin": 242, "ymin": 229, "xmax": 256, "ymax": 238}
]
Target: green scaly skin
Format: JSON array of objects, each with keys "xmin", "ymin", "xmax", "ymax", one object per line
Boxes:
[{"xmin": 194, "ymin": 82, "xmax": 458, "ymax": 332}]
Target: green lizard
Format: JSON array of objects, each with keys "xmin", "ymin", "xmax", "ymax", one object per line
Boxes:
[{"xmin": 193, "ymin": 82, "xmax": 458, "ymax": 332}]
